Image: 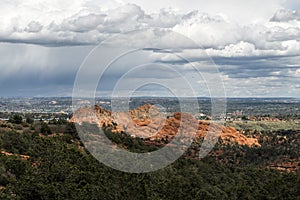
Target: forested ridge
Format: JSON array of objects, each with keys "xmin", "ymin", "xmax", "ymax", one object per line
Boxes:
[{"xmin": 0, "ymin": 117, "xmax": 299, "ymax": 199}]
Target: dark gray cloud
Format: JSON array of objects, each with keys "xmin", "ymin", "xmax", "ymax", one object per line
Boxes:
[
  {"xmin": 270, "ymin": 9, "xmax": 300, "ymax": 22},
  {"xmin": 0, "ymin": 43, "xmax": 93, "ymax": 96},
  {"xmin": 0, "ymin": 1, "xmax": 300, "ymax": 97},
  {"xmin": 24, "ymin": 21, "xmax": 43, "ymax": 33}
]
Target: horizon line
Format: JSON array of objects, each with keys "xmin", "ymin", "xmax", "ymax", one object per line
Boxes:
[{"xmin": 0, "ymin": 96, "xmax": 298, "ymax": 99}]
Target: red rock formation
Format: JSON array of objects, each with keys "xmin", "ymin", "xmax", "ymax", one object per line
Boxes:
[{"xmin": 70, "ymin": 104, "xmax": 260, "ymax": 147}]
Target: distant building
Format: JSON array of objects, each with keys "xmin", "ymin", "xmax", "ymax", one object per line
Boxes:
[{"xmin": 232, "ymin": 110, "xmax": 243, "ymax": 116}]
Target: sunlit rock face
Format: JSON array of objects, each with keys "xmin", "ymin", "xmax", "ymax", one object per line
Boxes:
[{"xmin": 71, "ymin": 104, "xmax": 260, "ymax": 147}]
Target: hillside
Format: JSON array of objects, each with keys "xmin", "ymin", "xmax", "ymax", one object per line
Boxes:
[
  {"xmin": 0, "ymin": 113, "xmax": 299, "ymax": 199},
  {"xmin": 71, "ymin": 104, "xmax": 260, "ymax": 147}
]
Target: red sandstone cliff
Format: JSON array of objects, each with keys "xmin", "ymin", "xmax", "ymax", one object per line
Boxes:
[{"xmin": 70, "ymin": 104, "xmax": 260, "ymax": 147}]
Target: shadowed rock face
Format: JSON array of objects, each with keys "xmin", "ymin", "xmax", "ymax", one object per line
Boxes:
[{"xmin": 70, "ymin": 104, "xmax": 260, "ymax": 147}]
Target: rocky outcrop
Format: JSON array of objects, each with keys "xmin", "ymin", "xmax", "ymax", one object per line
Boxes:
[
  {"xmin": 220, "ymin": 126, "xmax": 260, "ymax": 147},
  {"xmin": 70, "ymin": 104, "xmax": 260, "ymax": 147},
  {"xmin": 1, "ymin": 151, "xmax": 30, "ymax": 160}
]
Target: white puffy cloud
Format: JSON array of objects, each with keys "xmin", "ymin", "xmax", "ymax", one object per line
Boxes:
[
  {"xmin": 173, "ymin": 11, "xmax": 243, "ymax": 48},
  {"xmin": 206, "ymin": 40, "xmax": 300, "ymax": 57},
  {"xmin": 1, "ymin": 0, "xmax": 300, "ymax": 97},
  {"xmin": 122, "ymin": 0, "xmax": 283, "ymax": 23},
  {"xmin": 1, "ymin": 1, "xmax": 299, "ymax": 59},
  {"xmin": 0, "ymin": 1, "xmax": 287, "ymax": 47},
  {"xmin": 0, "ymin": 0, "xmax": 296, "ymax": 55}
]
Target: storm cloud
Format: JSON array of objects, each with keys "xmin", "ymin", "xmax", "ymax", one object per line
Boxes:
[{"xmin": 0, "ymin": 0, "xmax": 300, "ymax": 97}]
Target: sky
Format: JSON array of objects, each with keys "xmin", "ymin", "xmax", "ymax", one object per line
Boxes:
[{"xmin": 0, "ymin": 0, "xmax": 300, "ymax": 97}]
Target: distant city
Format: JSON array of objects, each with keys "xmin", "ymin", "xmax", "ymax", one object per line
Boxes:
[{"xmin": 0, "ymin": 97, "xmax": 299, "ymax": 122}]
